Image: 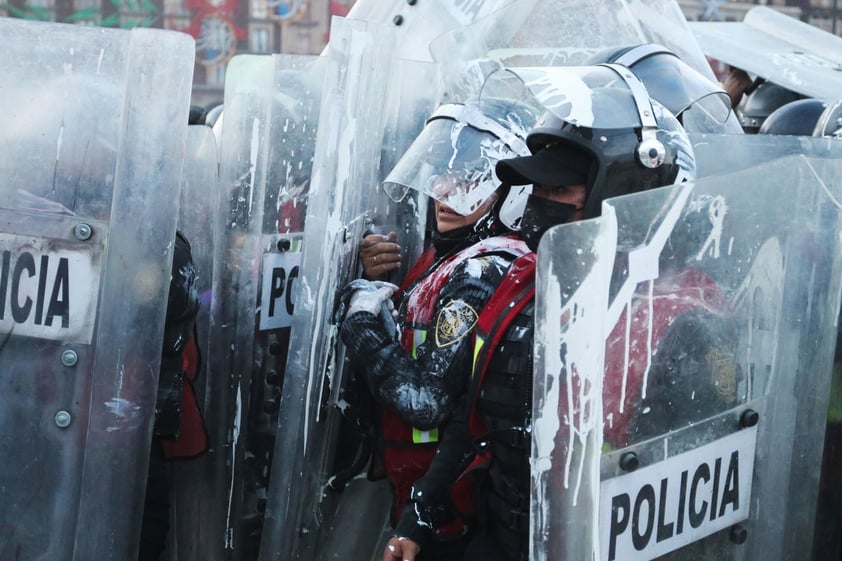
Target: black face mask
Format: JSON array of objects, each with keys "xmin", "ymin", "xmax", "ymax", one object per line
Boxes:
[
  {"xmin": 520, "ymin": 194, "xmax": 580, "ymax": 252},
  {"xmin": 431, "ymin": 223, "xmax": 475, "ymax": 256}
]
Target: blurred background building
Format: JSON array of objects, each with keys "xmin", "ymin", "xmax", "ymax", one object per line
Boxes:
[{"xmin": 1, "ymin": 0, "xmax": 838, "ymax": 107}]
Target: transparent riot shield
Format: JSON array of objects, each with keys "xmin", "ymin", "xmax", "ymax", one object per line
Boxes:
[
  {"xmin": 167, "ymin": 123, "xmax": 220, "ymax": 561},
  {"xmin": 534, "ymin": 146, "xmax": 842, "ymax": 561},
  {"xmin": 0, "ymin": 18, "xmax": 193, "ymax": 561},
  {"xmin": 692, "ymin": 132, "xmax": 842, "ymax": 178},
  {"xmin": 690, "ymin": 6, "xmax": 842, "ymax": 101},
  {"xmin": 201, "ymin": 52, "xmax": 325, "ymax": 561},
  {"xmin": 532, "ymin": 216, "xmax": 617, "ymax": 561},
  {"xmin": 344, "ymin": 0, "xmax": 519, "ymax": 61},
  {"xmin": 429, "ymin": 0, "xmax": 716, "ymax": 85},
  {"xmin": 178, "ymin": 124, "xmax": 219, "ymax": 360},
  {"xmin": 258, "ymin": 16, "xmax": 440, "ymax": 561}
]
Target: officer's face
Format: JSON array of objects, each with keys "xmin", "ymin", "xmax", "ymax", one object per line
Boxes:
[
  {"xmin": 533, "ymin": 183, "xmax": 587, "ymax": 220},
  {"xmin": 433, "ymin": 194, "xmax": 496, "ymax": 233}
]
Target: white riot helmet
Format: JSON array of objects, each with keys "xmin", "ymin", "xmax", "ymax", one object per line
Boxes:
[{"xmin": 382, "ymin": 96, "xmax": 541, "ymax": 230}]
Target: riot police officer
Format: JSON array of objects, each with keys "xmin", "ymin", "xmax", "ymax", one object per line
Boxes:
[
  {"xmin": 384, "ymin": 65, "xmax": 736, "ymax": 561},
  {"xmin": 338, "ymin": 97, "xmax": 540, "ymax": 559}
]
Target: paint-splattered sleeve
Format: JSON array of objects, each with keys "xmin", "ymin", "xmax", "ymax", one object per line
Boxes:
[
  {"xmin": 392, "ymin": 394, "xmax": 477, "ymax": 547},
  {"xmin": 340, "ymin": 253, "xmax": 514, "ymax": 430}
]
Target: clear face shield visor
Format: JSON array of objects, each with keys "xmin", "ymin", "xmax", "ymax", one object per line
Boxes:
[
  {"xmin": 814, "ymin": 97, "xmax": 842, "ymax": 138},
  {"xmin": 620, "ymin": 50, "xmax": 734, "ymax": 132},
  {"xmin": 382, "ymin": 104, "xmax": 527, "ymax": 217}
]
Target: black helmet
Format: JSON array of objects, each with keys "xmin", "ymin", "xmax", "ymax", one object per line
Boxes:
[
  {"xmin": 758, "ymin": 98, "xmax": 827, "ymax": 136},
  {"xmin": 494, "ymin": 65, "xmax": 695, "ymax": 250},
  {"xmin": 813, "ymin": 97, "xmax": 842, "ymax": 138},
  {"xmin": 739, "ymin": 81, "xmax": 804, "ymax": 134},
  {"xmin": 586, "ymin": 43, "xmax": 736, "ymax": 134},
  {"xmin": 188, "ymin": 104, "xmax": 207, "ymax": 125}
]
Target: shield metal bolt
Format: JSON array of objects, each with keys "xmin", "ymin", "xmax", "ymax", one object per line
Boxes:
[
  {"xmin": 55, "ymin": 410, "xmax": 72, "ymax": 428},
  {"xmin": 74, "ymin": 223, "xmax": 93, "ymax": 241},
  {"xmin": 729, "ymin": 524, "xmax": 748, "ymax": 544},
  {"xmin": 393, "ymin": 14, "xmax": 404, "ymax": 25},
  {"xmin": 407, "ymin": 0, "xmax": 417, "ymax": 4},
  {"xmin": 740, "ymin": 409, "xmax": 759, "ymax": 428},
  {"xmin": 619, "ymin": 451, "xmax": 639, "ymax": 472},
  {"xmin": 264, "ymin": 398, "xmax": 279, "ymax": 414},
  {"xmin": 277, "ymin": 239, "xmax": 292, "ymax": 252},
  {"xmin": 61, "ymin": 350, "xmax": 78, "ymax": 367}
]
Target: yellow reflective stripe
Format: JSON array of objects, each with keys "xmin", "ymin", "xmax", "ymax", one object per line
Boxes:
[
  {"xmin": 472, "ymin": 335, "xmax": 485, "ymax": 372},
  {"xmin": 412, "ymin": 427, "xmax": 439, "ymax": 443},
  {"xmin": 411, "ymin": 329, "xmax": 426, "ymax": 359}
]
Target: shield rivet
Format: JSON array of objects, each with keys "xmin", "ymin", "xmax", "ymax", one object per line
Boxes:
[
  {"xmin": 55, "ymin": 410, "xmax": 72, "ymax": 428},
  {"xmin": 740, "ymin": 409, "xmax": 759, "ymax": 428},
  {"xmin": 61, "ymin": 350, "xmax": 78, "ymax": 367},
  {"xmin": 619, "ymin": 451, "xmax": 639, "ymax": 472},
  {"xmin": 74, "ymin": 223, "xmax": 93, "ymax": 241},
  {"xmin": 729, "ymin": 524, "xmax": 748, "ymax": 544}
]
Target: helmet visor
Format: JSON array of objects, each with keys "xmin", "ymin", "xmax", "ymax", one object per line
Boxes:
[
  {"xmin": 489, "ymin": 66, "xmax": 646, "ymax": 129},
  {"xmin": 382, "ymin": 109, "xmax": 522, "ymax": 216},
  {"xmin": 630, "ymin": 53, "xmax": 733, "ymax": 126},
  {"xmin": 814, "ymin": 97, "xmax": 842, "ymax": 138},
  {"xmin": 681, "ymin": 91, "xmax": 743, "ymax": 134}
]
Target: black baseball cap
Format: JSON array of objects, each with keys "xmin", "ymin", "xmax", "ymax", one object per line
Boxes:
[{"xmin": 496, "ymin": 143, "xmax": 593, "ymax": 187}]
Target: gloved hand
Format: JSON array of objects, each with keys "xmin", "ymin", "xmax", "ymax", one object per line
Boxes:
[{"xmin": 336, "ymin": 279, "xmax": 399, "ymax": 335}]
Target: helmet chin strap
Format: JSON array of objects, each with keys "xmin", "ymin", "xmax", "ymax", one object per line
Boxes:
[{"xmin": 602, "ymin": 63, "xmax": 666, "ymax": 169}]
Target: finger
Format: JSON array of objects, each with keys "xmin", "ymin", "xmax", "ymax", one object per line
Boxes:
[
  {"xmin": 365, "ymin": 243, "xmax": 402, "ymax": 258},
  {"xmin": 375, "ymin": 252, "xmax": 402, "ymax": 267},
  {"xmin": 383, "ymin": 541, "xmax": 401, "ymax": 561},
  {"xmin": 375, "ymin": 261, "xmax": 402, "ymax": 275},
  {"xmin": 361, "ymin": 248, "xmax": 399, "ymax": 267},
  {"xmin": 399, "ymin": 540, "xmax": 420, "ymax": 561},
  {"xmin": 361, "ymin": 234, "xmax": 391, "ymax": 248}
]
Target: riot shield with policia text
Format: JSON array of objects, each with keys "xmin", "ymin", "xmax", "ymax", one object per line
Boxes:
[
  {"xmin": 0, "ymin": 18, "xmax": 194, "ymax": 561},
  {"xmin": 533, "ymin": 145, "xmax": 842, "ymax": 561},
  {"xmin": 258, "ymin": 15, "xmax": 441, "ymax": 561},
  {"xmin": 198, "ymin": 52, "xmax": 325, "ymax": 561}
]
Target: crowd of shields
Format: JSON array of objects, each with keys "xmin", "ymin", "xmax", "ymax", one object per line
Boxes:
[{"xmin": 4, "ymin": 2, "xmax": 842, "ymax": 561}]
